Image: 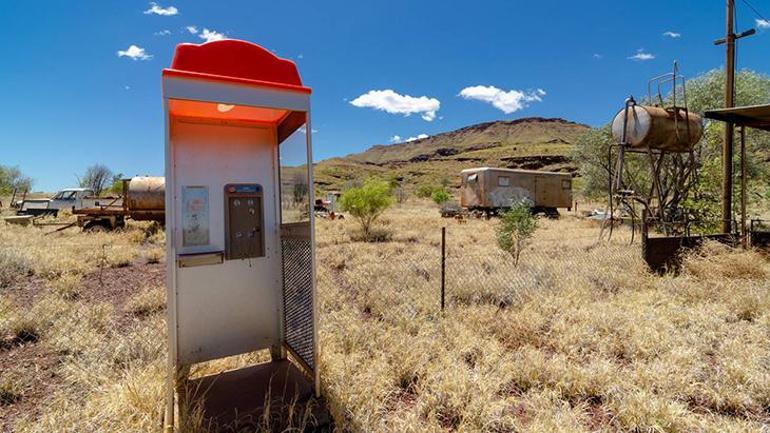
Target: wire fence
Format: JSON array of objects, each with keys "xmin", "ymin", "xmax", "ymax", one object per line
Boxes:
[
  {"xmin": 318, "ymin": 228, "xmax": 644, "ymax": 324},
  {"xmin": 0, "ymin": 224, "xmax": 644, "ymax": 431}
]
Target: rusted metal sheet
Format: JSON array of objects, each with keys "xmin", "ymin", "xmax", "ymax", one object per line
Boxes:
[
  {"xmin": 704, "ymin": 104, "xmax": 770, "ymax": 132},
  {"xmin": 641, "ymin": 231, "xmax": 736, "ymax": 273},
  {"xmin": 750, "ymin": 219, "xmax": 770, "ymax": 248}
]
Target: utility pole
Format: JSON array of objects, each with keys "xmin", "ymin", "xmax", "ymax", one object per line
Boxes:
[
  {"xmin": 715, "ymin": 0, "xmax": 755, "ymax": 234},
  {"xmin": 721, "ymin": 0, "xmax": 736, "ymax": 234}
]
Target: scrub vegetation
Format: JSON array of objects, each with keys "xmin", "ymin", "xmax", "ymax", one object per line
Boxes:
[
  {"xmin": 317, "ymin": 201, "xmax": 770, "ymax": 432},
  {"xmin": 0, "ymin": 201, "xmax": 769, "ymax": 432}
]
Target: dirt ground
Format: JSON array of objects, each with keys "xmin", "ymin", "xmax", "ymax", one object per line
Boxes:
[{"xmin": 0, "ymin": 261, "xmax": 164, "ymax": 431}]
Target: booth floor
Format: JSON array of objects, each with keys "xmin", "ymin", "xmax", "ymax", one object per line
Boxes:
[{"xmin": 181, "ymin": 360, "xmax": 330, "ymax": 431}]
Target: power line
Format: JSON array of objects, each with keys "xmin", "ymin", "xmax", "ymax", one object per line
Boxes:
[{"xmin": 740, "ymin": 0, "xmax": 769, "ymax": 23}]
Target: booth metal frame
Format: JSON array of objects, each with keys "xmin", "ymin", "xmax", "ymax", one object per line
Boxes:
[{"xmin": 161, "ymin": 40, "xmax": 318, "ymax": 431}]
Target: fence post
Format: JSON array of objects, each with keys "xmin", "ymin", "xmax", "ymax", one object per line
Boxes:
[
  {"xmin": 441, "ymin": 226, "xmax": 446, "ymax": 311},
  {"xmin": 641, "ymin": 208, "xmax": 649, "ymax": 261}
]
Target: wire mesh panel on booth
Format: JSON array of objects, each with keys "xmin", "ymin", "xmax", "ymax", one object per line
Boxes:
[
  {"xmin": 281, "ymin": 235, "xmax": 315, "ymax": 370},
  {"xmin": 278, "ymin": 125, "xmax": 316, "ymax": 372}
]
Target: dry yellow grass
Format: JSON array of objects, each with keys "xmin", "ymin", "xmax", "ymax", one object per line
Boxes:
[
  {"xmin": 1, "ymin": 200, "xmax": 769, "ymax": 432},
  {"xmin": 317, "ymin": 201, "xmax": 770, "ymax": 432}
]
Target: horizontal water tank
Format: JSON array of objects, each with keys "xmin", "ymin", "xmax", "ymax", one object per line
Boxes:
[
  {"xmin": 126, "ymin": 176, "xmax": 165, "ymax": 221},
  {"xmin": 611, "ymin": 105, "xmax": 703, "ymax": 153}
]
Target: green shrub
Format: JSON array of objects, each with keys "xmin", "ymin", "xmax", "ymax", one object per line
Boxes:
[
  {"xmin": 339, "ymin": 179, "xmax": 394, "ymax": 241},
  {"xmin": 496, "ymin": 202, "xmax": 537, "ymax": 265},
  {"xmin": 431, "ymin": 189, "xmax": 451, "ymax": 205}
]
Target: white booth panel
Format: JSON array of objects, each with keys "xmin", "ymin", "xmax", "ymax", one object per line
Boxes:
[
  {"xmin": 164, "ymin": 76, "xmax": 310, "ymax": 113},
  {"xmin": 171, "ymin": 119, "xmax": 282, "ymax": 365}
]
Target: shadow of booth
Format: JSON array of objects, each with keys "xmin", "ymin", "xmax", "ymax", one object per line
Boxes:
[{"xmin": 178, "ymin": 360, "xmax": 330, "ymax": 432}]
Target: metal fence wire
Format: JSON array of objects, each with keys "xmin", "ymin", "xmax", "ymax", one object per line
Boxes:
[{"xmin": 317, "ymin": 228, "xmax": 643, "ymax": 323}]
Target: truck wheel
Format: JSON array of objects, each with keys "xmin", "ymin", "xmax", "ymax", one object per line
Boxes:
[{"xmin": 84, "ymin": 221, "xmax": 109, "ymax": 232}]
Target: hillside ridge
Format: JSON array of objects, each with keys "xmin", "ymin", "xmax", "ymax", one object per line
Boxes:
[
  {"xmin": 314, "ymin": 117, "xmax": 590, "ymax": 191},
  {"xmin": 349, "ymin": 117, "xmax": 588, "ymax": 159}
]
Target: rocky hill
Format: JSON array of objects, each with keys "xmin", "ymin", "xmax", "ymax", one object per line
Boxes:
[{"xmin": 314, "ymin": 117, "xmax": 590, "ymax": 191}]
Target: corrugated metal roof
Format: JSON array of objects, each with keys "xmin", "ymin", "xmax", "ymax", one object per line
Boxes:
[{"xmin": 704, "ymin": 104, "xmax": 770, "ymax": 131}]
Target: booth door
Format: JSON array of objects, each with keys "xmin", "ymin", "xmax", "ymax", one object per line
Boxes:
[{"xmin": 279, "ymin": 126, "xmax": 315, "ymax": 375}]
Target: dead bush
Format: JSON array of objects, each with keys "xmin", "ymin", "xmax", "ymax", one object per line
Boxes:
[
  {"xmin": 682, "ymin": 241, "xmax": 768, "ymax": 280},
  {"xmin": 0, "ymin": 248, "xmax": 33, "ymax": 287},
  {"xmin": 125, "ymin": 286, "xmax": 166, "ymax": 317}
]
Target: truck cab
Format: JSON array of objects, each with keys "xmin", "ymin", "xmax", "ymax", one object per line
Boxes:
[
  {"xmin": 49, "ymin": 188, "xmax": 96, "ymax": 211},
  {"xmin": 18, "ymin": 188, "xmax": 97, "ymax": 217}
]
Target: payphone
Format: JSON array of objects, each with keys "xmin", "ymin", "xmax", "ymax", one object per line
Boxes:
[
  {"xmin": 224, "ymin": 184, "xmax": 264, "ymax": 259},
  {"xmin": 162, "ymin": 39, "xmax": 317, "ymax": 430}
]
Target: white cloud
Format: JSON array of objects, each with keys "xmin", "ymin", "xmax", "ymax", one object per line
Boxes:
[
  {"xmin": 757, "ymin": 19, "xmax": 770, "ymax": 29},
  {"xmin": 593, "ymin": 53, "xmax": 603, "ymax": 59},
  {"xmin": 144, "ymin": 2, "xmax": 178, "ymax": 16},
  {"xmin": 186, "ymin": 25, "xmax": 198, "ymax": 34},
  {"xmin": 154, "ymin": 29, "xmax": 171, "ymax": 36},
  {"xmin": 407, "ymin": 134, "xmax": 428, "ymax": 142},
  {"xmin": 458, "ymin": 85, "xmax": 545, "ymax": 114},
  {"xmin": 350, "ymin": 89, "xmax": 440, "ymax": 121},
  {"xmin": 117, "ymin": 45, "xmax": 152, "ymax": 61},
  {"xmin": 297, "ymin": 53, "xmax": 304, "ymax": 59},
  {"xmin": 663, "ymin": 31, "xmax": 681, "ymax": 38},
  {"xmin": 199, "ymin": 28, "xmax": 226, "ymax": 42},
  {"xmin": 628, "ymin": 49, "xmax": 655, "ymax": 61},
  {"xmin": 390, "ymin": 134, "xmax": 429, "ymax": 143}
]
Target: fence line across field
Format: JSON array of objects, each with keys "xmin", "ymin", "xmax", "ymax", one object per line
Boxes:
[{"xmin": 319, "ymin": 227, "xmax": 641, "ymax": 320}]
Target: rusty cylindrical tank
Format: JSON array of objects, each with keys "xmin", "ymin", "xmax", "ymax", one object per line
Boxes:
[
  {"xmin": 611, "ymin": 105, "xmax": 703, "ymax": 153},
  {"xmin": 126, "ymin": 176, "xmax": 165, "ymax": 221}
]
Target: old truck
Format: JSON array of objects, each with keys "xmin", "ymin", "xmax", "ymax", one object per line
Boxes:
[
  {"xmin": 73, "ymin": 176, "xmax": 165, "ymax": 230},
  {"xmin": 459, "ymin": 167, "xmax": 573, "ymax": 216},
  {"xmin": 16, "ymin": 188, "xmax": 109, "ymax": 217}
]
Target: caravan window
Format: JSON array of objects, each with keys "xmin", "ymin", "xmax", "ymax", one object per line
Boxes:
[
  {"xmin": 498, "ymin": 176, "xmax": 510, "ymax": 186},
  {"xmin": 467, "ymin": 173, "xmax": 478, "ymax": 183}
]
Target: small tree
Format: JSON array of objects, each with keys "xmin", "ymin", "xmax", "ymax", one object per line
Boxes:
[
  {"xmin": 339, "ymin": 179, "xmax": 394, "ymax": 240},
  {"xmin": 0, "ymin": 165, "xmax": 33, "ymax": 195},
  {"xmin": 497, "ymin": 202, "xmax": 537, "ymax": 265},
  {"xmin": 431, "ymin": 188, "xmax": 451, "ymax": 205},
  {"xmin": 79, "ymin": 164, "xmax": 113, "ymax": 196},
  {"xmin": 108, "ymin": 173, "xmax": 125, "ymax": 195}
]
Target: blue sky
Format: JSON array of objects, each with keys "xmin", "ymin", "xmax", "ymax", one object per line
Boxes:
[{"xmin": 1, "ymin": 1, "xmax": 769, "ymax": 191}]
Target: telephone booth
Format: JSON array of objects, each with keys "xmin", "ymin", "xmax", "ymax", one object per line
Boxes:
[{"xmin": 161, "ymin": 39, "xmax": 317, "ymax": 428}]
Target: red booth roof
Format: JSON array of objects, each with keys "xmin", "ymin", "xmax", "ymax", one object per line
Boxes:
[{"xmin": 163, "ymin": 39, "xmax": 311, "ymax": 94}]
